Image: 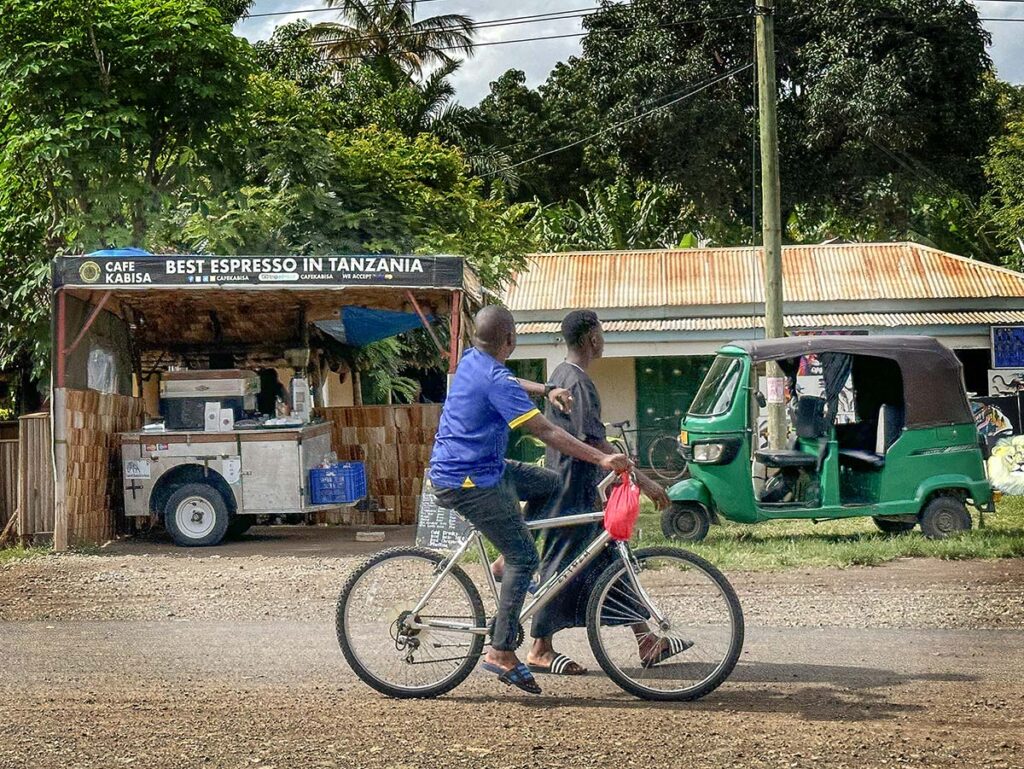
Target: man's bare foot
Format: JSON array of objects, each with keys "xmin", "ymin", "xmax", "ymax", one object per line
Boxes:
[
  {"xmin": 525, "ymin": 638, "xmax": 587, "ymax": 675},
  {"xmin": 635, "ymin": 630, "xmax": 693, "ymax": 666},
  {"xmin": 484, "ymin": 649, "xmax": 520, "ymax": 672}
]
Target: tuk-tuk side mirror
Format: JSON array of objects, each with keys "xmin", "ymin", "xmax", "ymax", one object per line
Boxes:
[{"xmin": 755, "ymin": 391, "xmax": 767, "ymax": 409}]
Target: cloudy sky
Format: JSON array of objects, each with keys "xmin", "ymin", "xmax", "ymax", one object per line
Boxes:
[{"xmin": 235, "ymin": 1, "xmax": 1024, "ymax": 105}]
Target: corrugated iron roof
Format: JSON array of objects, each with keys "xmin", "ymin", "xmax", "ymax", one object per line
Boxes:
[
  {"xmin": 516, "ymin": 310, "xmax": 1024, "ymax": 335},
  {"xmin": 502, "ymin": 243, "xmax": 1024, "ymax": 311}
]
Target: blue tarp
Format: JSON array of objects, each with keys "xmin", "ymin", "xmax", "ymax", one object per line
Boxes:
[
  {"xmin": 87, "ymin": 248, "xmax": 154, "ymax": 257},
  {"xmin": 314, "ymin": 306, "xmax": 430, "ymax": 347}
]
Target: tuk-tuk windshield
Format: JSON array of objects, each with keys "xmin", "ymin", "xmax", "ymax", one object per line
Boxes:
[{"xmin": 689, "ymin": 355, "xmax": 743, "ymax": 417}]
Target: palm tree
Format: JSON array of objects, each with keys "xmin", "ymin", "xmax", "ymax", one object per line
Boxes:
[{"xmin": 310, "ymin": 0, "xmax": 475, "ymax": 81}]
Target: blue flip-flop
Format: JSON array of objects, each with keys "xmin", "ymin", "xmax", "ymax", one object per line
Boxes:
[{"xmin": 481, "ymin": 661, "xmax": 542, "ymax": 695}]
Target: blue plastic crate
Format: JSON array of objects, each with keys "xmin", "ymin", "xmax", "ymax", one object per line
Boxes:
[{"xmin": 310, "ymin": 462, "xmax": 367, "ymax": 505}]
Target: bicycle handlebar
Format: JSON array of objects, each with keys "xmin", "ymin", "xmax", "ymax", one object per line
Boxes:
[{"xmin": 597, "ymin": 471, "xmax": 622, "ymax": 504}]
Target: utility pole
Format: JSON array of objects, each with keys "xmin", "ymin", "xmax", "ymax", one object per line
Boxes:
[{"xmin": 755, "ymin": 0, "xmax": 786, "ymax": 449}]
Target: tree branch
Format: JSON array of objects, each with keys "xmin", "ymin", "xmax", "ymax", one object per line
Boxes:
[{"xmin": 88, "ymin": 26, "xmax": 111, "ymax": 92}]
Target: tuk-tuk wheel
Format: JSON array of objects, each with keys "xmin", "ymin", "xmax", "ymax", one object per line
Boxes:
[
  {"xmin": 661, "ymin": 502, "xmax": 711, "ymax": 542},
  {"xmin": 872, "ymin": 517, "xmax": 916, "ymax": 535},
  {"xmin": 919, "ymin": 495, "xmax": 972, "ymax": 540}
]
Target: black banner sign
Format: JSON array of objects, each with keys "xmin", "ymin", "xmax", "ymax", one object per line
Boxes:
[{"xmin": 53, "ymin": 254, "xmax": 466, "ymax": 290}]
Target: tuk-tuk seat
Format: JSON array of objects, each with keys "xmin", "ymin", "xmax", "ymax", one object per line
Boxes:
[
  {"xmin": 755, "ymin": 449, "xmax": 818, "ymax": 469},
  {"xmin": 756, "ymin": 396, "xmax": 827, "ymax": 471},
  {"xmin": 837, "ymin": 406, "xmax": 900, "ymax": 472},
  {"xmin": 838, "ymin": 448, "xmax": 885, "ymax": 471}
]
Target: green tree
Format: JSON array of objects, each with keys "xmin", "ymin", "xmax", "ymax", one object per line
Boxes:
[
  {"xmin": 0, "ymin": 0, "xmax": 252, "ymax": 377},
  {"xmin": 309, "ymin": 0, "xmax": 475, "ymax": 82},
  {"xmin": 983, "ymin": 84, "xmax": 1024, "ymax": 268},
  {"xmin": 473, "ymin": 0, "xmax": 998, "ymax": 237}
]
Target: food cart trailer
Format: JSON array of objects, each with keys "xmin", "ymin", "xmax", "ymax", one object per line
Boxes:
[{"xmin": 49, "ymin": 253, "xmax": 480, "ymax": 550}]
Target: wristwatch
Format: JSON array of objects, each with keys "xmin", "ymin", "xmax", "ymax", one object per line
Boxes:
[{"xmin": 543, "ymin": 383, "xmax": 557, "ymax": 397}]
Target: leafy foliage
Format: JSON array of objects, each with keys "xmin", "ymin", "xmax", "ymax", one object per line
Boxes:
[
  {"xmin": 0, "ymin": 0, "xmax": 252, "ymax": 379},
  {"xmin": 470, "ymin": 0, "xmax": 1005, "ymax": 258},
  {"xmin": 527, "ymin": 180, "xmax": 718, "ymax": 252},
  {"xmin": 0, "ymin": 1, "xmax": 528, "ymax": 399}
]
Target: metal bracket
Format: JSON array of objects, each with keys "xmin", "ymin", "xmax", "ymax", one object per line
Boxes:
[
  {"xmin": 405, "ymin": 290, "xmax": 448, "ymax": 358},
  {"xmin": 64, "ymin": 290, "xmax": 113, "ymax": 357}
]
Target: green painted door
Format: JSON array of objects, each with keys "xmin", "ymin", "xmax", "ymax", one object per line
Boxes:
[{"xmin": 635, "ymin": 355, "xmax": 715, "ymax": 467}]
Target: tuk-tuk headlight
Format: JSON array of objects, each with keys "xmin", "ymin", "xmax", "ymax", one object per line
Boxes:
[{"xmin": 692, "ymin": 442, "xmax": 725, "ymax": 463}]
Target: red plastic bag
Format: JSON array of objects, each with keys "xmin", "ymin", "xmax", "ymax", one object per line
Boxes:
[{"xmin": 603, "ymin": 472, "xmax": 641, "ymax": 541}]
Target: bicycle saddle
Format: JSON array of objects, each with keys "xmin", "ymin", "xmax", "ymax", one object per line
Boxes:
[{"xmin": 610, "ymin": 420, "xmax": 631, "ymax": 429}]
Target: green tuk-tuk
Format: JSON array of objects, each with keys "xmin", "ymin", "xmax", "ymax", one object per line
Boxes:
[{"xmin": 662, "ymin": 336, "xmax": 994, "ymax": 541}]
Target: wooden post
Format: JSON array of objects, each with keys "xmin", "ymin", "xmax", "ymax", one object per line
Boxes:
[
  {"xmin": 55, "ymin": 289, "xmax": 67, "ymax": 389},
  {"xmin": 51, "ymin": 388, "xmax": 67, "ymax": 551},
  {"xmin": 447, "ymin": 290, "xmax": 463, "ymax": 384},
  {"xmin": 756, "ymin": 0, "xmax": 787, "ymax": 448}
]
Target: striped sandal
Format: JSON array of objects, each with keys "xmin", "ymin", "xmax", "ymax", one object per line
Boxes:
[
  {"xmin": 481, "ymin": 661, "xmax": 543, "ymax": 694},
  {"xmin": 641, "ymin": 636, "xmax": 694, "ymax": 668},
  {"xmin": 528, "ymin": 653, "xmax": 587, "ymax": 676}
]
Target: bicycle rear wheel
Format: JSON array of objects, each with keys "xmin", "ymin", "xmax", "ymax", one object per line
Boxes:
[
  {"xmin": 647, "ymin": 434, "xmax": 688, "ymax": 482},
  {"xmin": 586, "ymin": 546, "xmax": 743, "ymax": 701},
  {"xmin": 336, "ymin": 546, "xmax": 486, "ymax": 698}
]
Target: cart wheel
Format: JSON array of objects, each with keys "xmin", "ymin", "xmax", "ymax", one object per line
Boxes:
[
  {"xmin": 227, "ymin": 516, "xmax": 254, "ymax": 539},
  {"xmin": 872, "ymin": 517, "xmax": 917, "ymax": 535},
  {"xmin": 918, "ymin": 495, "xmax": 971, "ymax": 540},
  {"xmin": 660, "ymin": 502, "xmax": 711, "ymax": 542},
  {"xmin": 163, "ymin": 483, "xmax": 230, "ymax": 547}
]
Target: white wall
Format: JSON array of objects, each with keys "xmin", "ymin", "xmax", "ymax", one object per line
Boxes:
[{"xmin": 588, "ymin": 356, "xmax": 637, "ymax": 427}]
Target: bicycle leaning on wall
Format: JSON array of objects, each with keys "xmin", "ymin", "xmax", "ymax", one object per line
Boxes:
[{"xmin": 335, "ymin": 473, "xmax": 744, "ymax": 701}]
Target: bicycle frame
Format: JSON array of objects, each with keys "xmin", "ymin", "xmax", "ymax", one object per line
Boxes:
[{"xmin": 407, "ymin": 474, "xmax": 660, "ymax": 637}]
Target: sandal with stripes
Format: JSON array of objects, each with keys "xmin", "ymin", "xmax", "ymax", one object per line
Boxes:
[
  {"xmin": 641, "ymin": 636, "xmax": 694, "ymax": 668},
  {"xmin": 528, "ymin": 653, "xmax": 587, "ymax": 676},
  {"xmin": 481, "ymin": 661, "xmax": 543, "ymax": 694}
]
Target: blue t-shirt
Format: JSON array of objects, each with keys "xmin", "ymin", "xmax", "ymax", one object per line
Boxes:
[{"xmin": 429, "ymin": 348, "xmax": 541, "ymax": 489}]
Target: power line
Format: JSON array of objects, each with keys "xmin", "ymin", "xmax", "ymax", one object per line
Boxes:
[
  {"xmin": 483, "ymin": 63, "xmax": 754, "ymax": 177},
  {"xmin": 308, "ymin": 6, "xmax": 604, "ymax": 47},
  {"xmin": 245, "ymin": 0, "xmax": 493, "ymax": 19},
  {"xmin": 317, "ymin": 15, "xmax": 749, "ymax": 61},
  {"xmin": 979, "ymin": 17, "xmax": 1024, "ymax": 22}
]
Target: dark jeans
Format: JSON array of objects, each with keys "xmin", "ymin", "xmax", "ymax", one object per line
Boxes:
[{"xmin": 435, "ymin": 461, "xmax": 560, "ymax": 651}]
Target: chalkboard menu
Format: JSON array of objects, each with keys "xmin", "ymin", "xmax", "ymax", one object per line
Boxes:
[{"xmin": 416, "ymin": 474, "xmax": 473, "ymax": 550}]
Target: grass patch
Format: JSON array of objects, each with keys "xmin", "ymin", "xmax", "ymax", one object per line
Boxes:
[
  {"xmin": 459, "ymin": 497, "xmax": 1024, "ymax": 572},
  {"xmin": 0, "ymin": 545, "xmax": 48, "ymax": 566},
  {"xmin": 633, "ymin": 495, "xmax": 1024, "ymax": 571}
]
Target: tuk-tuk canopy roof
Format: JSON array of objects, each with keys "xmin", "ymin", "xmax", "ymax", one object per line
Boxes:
[{"xmin": 729, "ymin": 335, "xmax": 973, "ymax": 428}]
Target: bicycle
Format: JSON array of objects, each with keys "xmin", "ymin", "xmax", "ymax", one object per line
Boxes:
[
  {"xmin": 609, "ymin": 418, "xmax": 689, "ymax": 482},
  {"xmin": 336, "ymin": 472, "xmax": 744, "ymax": 701}
]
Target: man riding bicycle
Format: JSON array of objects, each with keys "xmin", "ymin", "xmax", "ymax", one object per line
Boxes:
[{"xmin": 429, "ymin": 305, "xmax": 629, "ymax": 694}]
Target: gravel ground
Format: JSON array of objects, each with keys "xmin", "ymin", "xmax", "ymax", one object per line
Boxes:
[{"xmin": 1, "ymin": 528, "xmax": 1022, "ymax": 769}]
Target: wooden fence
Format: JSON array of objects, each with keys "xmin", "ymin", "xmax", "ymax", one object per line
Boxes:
[
  {"xmin": 317, "ymin": 404, "xmax": 442, "ymax": 525},
  {"xmin": 16, "ymin": 413, "xmax": 53, "ymax": 544},
  {"xmin": 0, "ymin": 439, "xmax": 16, "ymax": 529}
]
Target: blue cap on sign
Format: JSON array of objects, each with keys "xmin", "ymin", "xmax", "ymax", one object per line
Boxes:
[{"xmin": 87, "ymin": 247, "xmax": 153, "ymax": 257}]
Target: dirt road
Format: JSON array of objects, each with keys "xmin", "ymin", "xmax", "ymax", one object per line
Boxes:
[{"xmin": 1, "ymin": 527, "xmax": 1022, "ymax": 769}]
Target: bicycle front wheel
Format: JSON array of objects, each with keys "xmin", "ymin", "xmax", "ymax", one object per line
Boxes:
[
  {"xmin": 336, "ymin": 546, "xmax": 486, "ymax": 699},
  {"xmin": 586, "ymin": 546, "xmax": 744, "ymax": 701}
]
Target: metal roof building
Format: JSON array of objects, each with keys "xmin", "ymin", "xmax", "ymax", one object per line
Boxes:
[{"xmin": 502, "ymin": 243, "xmax": 1024, "ymax": 449}]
